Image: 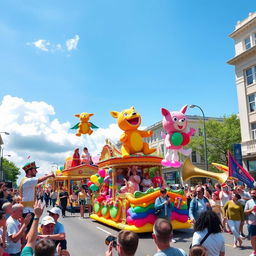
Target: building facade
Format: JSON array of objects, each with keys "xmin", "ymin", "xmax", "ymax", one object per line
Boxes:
[
  {"xmin": 145, "ymin": 115, "xmax": 223, "ymax": 185},
  {"xmin": 228, "ymin": 12, "xmax": 256, "ymax": 177}
]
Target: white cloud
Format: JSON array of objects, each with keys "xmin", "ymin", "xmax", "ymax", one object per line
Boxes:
[
  {"xmin": 66, "ymin": 35, "xmax": 80, "ymax": 51},
  {"xmin": 28, "ymin": 35, "xmax": 80, "ymax": 54},
  {"xmin": 33, "ymin": 39, "xmax": 50, "ymax": 52},
  {"xmin": 0, "ymin": 95, "xmax": 121, "ymax": 184}
]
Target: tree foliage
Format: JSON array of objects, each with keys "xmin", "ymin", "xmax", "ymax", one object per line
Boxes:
[
  {"xmin": 190, "ymin": 114, "xmax": 241, "ymax": 171},
  {"xmin": 2, "ymin": 158, "xmax": 20, "ymax": 183}
]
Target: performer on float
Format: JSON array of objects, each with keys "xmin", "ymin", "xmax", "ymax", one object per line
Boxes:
[
  {"xmin": 71, "ymin": 148, "xmax": 81, "ymax": 167},
  {"xmin": 141, "ymin": 172, "xmax": 153, "ymax": 192},
  {"xmin": 128, "ymin": 166, "xmax": 141, "ymax": 192},
  {"xmin": 81, "ymin": 147, "xmax": 92, "ymax": 165},
  {"xmin": 20, "ymin": 161, "xmax": 55, "ymax": 214},
  {"xmin": 152, "ymin": 170, "xmax": 164, "ymax": 188},
  {"xmin": 115, "ymin": 168, "xmax": 125, "ymax": 191}
]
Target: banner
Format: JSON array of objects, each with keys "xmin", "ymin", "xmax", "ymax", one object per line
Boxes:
[
  {"xmin": 228, "ymin": 152, "xmax": 254, "ymax": 188},
  {"xmin": 233, "ymin": 144, "xmax": 243, "ymax": 167}
]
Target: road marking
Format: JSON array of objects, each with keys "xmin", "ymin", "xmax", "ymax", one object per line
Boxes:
[{"xmin": 96, "ymin": 226, "xmax": 112, "ymax": 235}]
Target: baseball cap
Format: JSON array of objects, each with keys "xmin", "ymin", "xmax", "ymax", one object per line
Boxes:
[
  {"xmin": 41, "ymin": 216, "xmax": 55, "ymax": 226},
  {"xmin": 47, "ymin": 207, "xmax": 61, "ymax": 216}
]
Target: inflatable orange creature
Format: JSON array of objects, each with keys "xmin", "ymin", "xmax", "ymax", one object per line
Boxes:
[
  {"xmin": 71, "ymin": 112, "xmax": 99, "ymax": 136},
  {"xmin": 110, "ymin": 107, "xmax": 156, "ymax": 158}
]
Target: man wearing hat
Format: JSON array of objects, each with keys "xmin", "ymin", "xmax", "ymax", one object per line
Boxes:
[{"xmin": 19, "ymin": 161, "xmax": 55, "ymax": 214}]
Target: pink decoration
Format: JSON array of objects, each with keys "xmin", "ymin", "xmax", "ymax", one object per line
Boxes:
[
  {"xmin": 161, "ymin": 105, "xmax": 196, "ymax": 167},
  {"xmin": 98, "ymin": 169, "xmax": 106, "ymax": 178}
]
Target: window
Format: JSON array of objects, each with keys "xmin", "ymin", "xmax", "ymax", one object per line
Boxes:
[
  {"xmin": 251, "ymin": 123, "xmax": 256, "ymax": 140},
  {"xmin": 248, "ymin": 94, "xmax": 256, "ymax": 112},
  {"xmin": 248, "ymin": 160, "xmax": 256, "ymax": 172},
  {"xmin": 191, "ymin": 151, "xmax": 197, "ymax": 163},
  {"xmin": 245, "ymin": 66, "xmax": 256, "ymax": 85},
  {"xmin": 244, "ymin": 37, "xmax": 251, "ymax": 49}
]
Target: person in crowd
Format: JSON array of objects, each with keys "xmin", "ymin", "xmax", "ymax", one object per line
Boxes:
[
  {"xmin": 78, "ymin": 188, "xmax": 86, "ymax": 219},
  {"xmin": 115, "ymin": 169, "xmax": 125, "ymax": 191},
  {"xmin": 191, "ymin": 210, "xmax": 225, "ymax": 256},
  {"xmin": 202, "ymin": 185, "xmax": 211, "ymax": 199},
  {"xmin": 36, "ymin": 187, "xmax": 44, "ymax": 203},
  {"xmin": 71, "ymin": 148, "xmax": 81, "ymax": 167},
  {"xmin": 0, "ymin": 210, "xmax": 7, "ymax": 254},
  {"xmin": 120, "ymin": 181, "xmax": 136, "ymax": 194},
  {"xmin": 81, "ymin": 147, "xmax": 92, "ymax": 165},
  {"xmin": 6, "ymin": 204, "xmax": 32, "ymax": 256},
  {"xmin": 219, "ymin": 184, "xmax": 231, "ymax": 233},
  {"xmin": 44, "ymin": 189, "xmax": 50, "ymax": 208},
  {"xmin": 214, "ymin": 183, "xmax": 222, "ymax": 200},
  {"xmin": 59, "ymin": 188, "xmax": 68, "ymax": 218},
  {"xmin": 12, "ymin": 196, "xmax": 22, "ymax": 205},
  {"xmin": 141, "ymin": 173, "xmax": 153, "ymax": 192},
  {"xmin": 105, "ymin": 230, "xmax": 139, "ymax": 256},
  {"xmin": 155, "ymin": 188, "xmax": 174, "ymax": 221},
  {"xmin": 152, "ymin": 218, "xmax": 186, "ymax": 256},
  {"xmin": 189, "ymin": 187, "xmax": 211, "ymax": 224},
  {"xmin": 236, "ymin": 185, "xmax": 251, "ymax": 238},
  {"xmin": 209, "ymin": 193, "xmax": 221, "ymax": 220},
  {"xmin": 128, "ymin": 166, "xmax": 141, "ymax": 192},
  {"xmin": 244, "ymin": 187, "xmax": 256, "ymax": 256},
  {"xmin": 154, "ymin": 188, "xmax": 176, "ymax": 243},
  {"xmin": 186, "ymin": 187, "xmax": 196, "ymax": 211},
  {"xmin": 21, "ymin": 202, "xmax": 70, "ymax": 256},
  {"xmin": 38, "ymin": 207, "xmax": 66, "ymax": 242},
  {"xmin": 223, "ymin": 193, "xmax": 244, "ymax": 247},
  {"xmin": 2, "ymin": 202, "xmax": 12, "ymax": 219},
  {"xmin": 85, "ymin": 189, "xmax": 92, "ymax": 217},
  {"xmin": 152, "ymin": 170, "xmax": 164, "ymax": 188},
  {"xmin": 189, "ymin": 245, "xmax": 208, "ymax": 256},
  {"xmin": 20, "ymin": 161, "xmax": 54, "ymax": 215},
  {"xmin": 69, "ymin": 191, "xmax": 78, "ymax": 215},
  {"xmin": 50, "ymin": 190, "xmax": 58, "ymax": 207}
]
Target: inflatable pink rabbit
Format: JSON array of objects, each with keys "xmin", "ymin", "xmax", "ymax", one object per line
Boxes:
[{"xmin": 161, "ymin": 105, "xmax": 196, "ymax": 168}]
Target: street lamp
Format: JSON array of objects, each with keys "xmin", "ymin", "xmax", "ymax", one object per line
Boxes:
[{"xmin": 189, "ymin": 104, "xmax": 208, "ymax": 171}]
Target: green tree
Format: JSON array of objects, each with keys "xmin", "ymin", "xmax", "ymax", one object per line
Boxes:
[
  {"xmin": 190, "ymin": 114, "xmax": 241, "ymax": 171},
  {"xmin": 1, "ymin": 158, "xmax": 20, "ymax": 184}
]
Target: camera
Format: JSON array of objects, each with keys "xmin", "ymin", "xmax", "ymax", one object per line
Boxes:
[{"xmin": 105, "ymin": 235, "xmax": 117, "ymax": 248}]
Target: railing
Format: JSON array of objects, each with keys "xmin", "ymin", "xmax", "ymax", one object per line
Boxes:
[{"xmin": 242, "ymin": 140, "xmax": 256, "ymax": 155}]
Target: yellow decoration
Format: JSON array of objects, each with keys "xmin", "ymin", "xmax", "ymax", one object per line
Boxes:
[
  {"xmin": 110, "ymin": 107, "xmax": 156, "ymax": 158},
  {"xmin": 90, "ymin": 175, "xmax": 98, "ymax": 183},
  {"xmin": 74, "ymin": 113, "xmax": 94, "ymax": 136}
]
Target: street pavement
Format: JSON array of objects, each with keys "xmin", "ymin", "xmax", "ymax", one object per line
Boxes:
[{"xmin": 56, "ymin": 211, "xmax": 253, "ymax": 256}]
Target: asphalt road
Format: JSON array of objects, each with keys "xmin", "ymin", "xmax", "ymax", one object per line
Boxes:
[{"xmin": 56, "ymin": 211, "xmax": 253, "ymax": 256}]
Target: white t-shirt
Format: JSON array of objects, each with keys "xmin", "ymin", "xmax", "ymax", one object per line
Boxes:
[
  {"xmin": 6, "ymin": 216, "xmax": 21, "ymax": 254},
  {"xmin": 21, "ymin": 177, "xmax": 38, "ymax": 213},
  {"xmin": 192, "ymin": 228, "xmax": 225, "ymax": 256}
]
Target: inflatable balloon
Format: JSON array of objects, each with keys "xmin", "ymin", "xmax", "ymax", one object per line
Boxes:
[
  {"xmin": 98, "ymin": 169, "xmax": 106, "ymax": 178},
  {"xmin": 70, "ymin": 112, "xmax": 99, "ymax": 136},
  {"xmin": 110, "ymin": 107, "xmax": 156, "ymax": 158},
  {"xmin": 98, "ymin": 177, "xmax": 104, "ymax": 184},
  {"xmin": 87, "ymin": 181, "xmax": 93, "ymax": 187},
  {"xmin": 90, "ymin": 184, "xmax": 99, "ymax": 191},
  {"xmin": 60, "ymin": 166, "xmax": 64, "ymax": 171},
  {"xmin": 161, "ymin": 105, "xmax": 196, "ymax": 168},
  {"xmin": 90, "ymin": 175, "xmax": 98, "ymax": 183}
]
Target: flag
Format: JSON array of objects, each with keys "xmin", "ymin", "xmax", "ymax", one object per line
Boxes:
[{"xmin": 228, "ymin": 152, "xmax": 254, "ymax": 188}]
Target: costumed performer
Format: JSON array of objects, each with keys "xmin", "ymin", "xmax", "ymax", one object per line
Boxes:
[
  {"xmin": 141, "ymin": 172, "xmax": 153, "ymax": 192},
  {"xmin": 20, "ymin": 161, "xmax": 55, "ymax": 214},
  {"xmin": 81, "ymin": 147, "xmax": 92, "ymax": 165},
  {"xmin": 152, "ymin": 170, "xmax": 164, "ymax": 188},
  {"xmin": 71, "ymin": 148, "xmax": 81, "ymax": 167},
  {"xmin": 128, "ymin": 166, "xmax": 141, "ymax": 192}
]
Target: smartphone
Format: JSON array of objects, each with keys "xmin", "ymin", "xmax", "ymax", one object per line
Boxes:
[{"xmin": 105, "ymin": 235, "xmax": 117, "ymax": 248}]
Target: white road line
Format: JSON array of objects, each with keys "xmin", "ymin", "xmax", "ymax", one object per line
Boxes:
[{"xmin": 96, "ymin": 226, "xmax": 112, "ymax": 235}]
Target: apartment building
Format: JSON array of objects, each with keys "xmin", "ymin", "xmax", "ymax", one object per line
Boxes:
[
  {"xmin": 228, "ymin": 12, "xmax": 256, "ymax": 176},
  {"xmin": 145, "ymin": 115, "xmax": 224, "ymax": 185}
]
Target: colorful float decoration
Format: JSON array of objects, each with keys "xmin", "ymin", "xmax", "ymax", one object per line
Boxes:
[
  {"xmin": 161, "ymin": 105, "xmax": 196, "ymax": 168},
  {"xmin": 90, "ymin": 140, "xmax": 191, "ymax": 233},
  {"xmin": 71, "ymin": 112, "xmax": 99, "ymax": 136},
  {"xmin": 110, "ymin": 106, "xmax": 156, "ymax": 158}
]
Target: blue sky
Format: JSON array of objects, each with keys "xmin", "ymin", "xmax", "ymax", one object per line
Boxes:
[
  {"xmin": 1, "ymin": 1, "xmax": 254, "ymax": 126},
  {"xmin": 0, "ymin": 1, "xmax": 255, "ymax": 179}
]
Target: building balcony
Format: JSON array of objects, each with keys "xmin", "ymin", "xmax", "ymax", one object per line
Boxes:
[{"xmin": 242, "ymin": 140, "xmax": 256, "ymax": 158}]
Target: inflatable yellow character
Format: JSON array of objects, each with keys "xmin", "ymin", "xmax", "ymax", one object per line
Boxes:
[
  {"xmin": 71, "ymin": 112, "xmax": 98, "ymax": 136},
  {"xmin": 110, "ymin": 107, "xmax": 156, "ymax": 158}
]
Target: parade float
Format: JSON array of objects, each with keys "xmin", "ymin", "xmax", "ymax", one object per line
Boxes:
[
  {"xmin": 52, "ymin": 157, "xmax": 98, "ymax": 208},
  {"xmin": 89, "ymin": 107, "xmax": 191, "ymax": 233}
]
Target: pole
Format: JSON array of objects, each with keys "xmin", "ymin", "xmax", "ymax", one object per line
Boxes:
[
  {"xmin": 0, "ymin": 147, "xmax": 3, "ymax": 182},
  {"xmin": 189, "ymin": 105, "xmax": 208, "ymax": 171}
]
